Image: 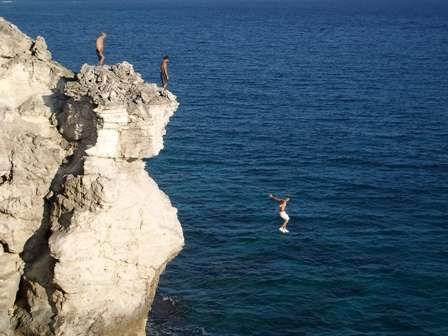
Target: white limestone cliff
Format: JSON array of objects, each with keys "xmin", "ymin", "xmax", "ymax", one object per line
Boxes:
[{"xmin": 0, "ymin": 17, "xmax": 184, "ymax": 336}]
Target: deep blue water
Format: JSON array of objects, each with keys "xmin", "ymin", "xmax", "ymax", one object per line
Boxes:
[{"xmin": 2, "ymin": 1, "xmax": 448, "ymax": 335}]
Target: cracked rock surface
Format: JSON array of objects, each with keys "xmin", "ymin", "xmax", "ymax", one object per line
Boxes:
[{"xmin": 0, "ymin": 17, "xmax": 184, "ymax": 336}]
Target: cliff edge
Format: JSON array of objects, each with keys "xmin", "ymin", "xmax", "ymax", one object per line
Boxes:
[{"xmin": 0, "ymin": 18, "xmax": 184, "ymax": 336}]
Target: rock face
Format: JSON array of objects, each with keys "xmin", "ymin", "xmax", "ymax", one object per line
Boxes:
[{"xmin": 0, "ymin": 17, "xmax": 184, "ymax": 336}]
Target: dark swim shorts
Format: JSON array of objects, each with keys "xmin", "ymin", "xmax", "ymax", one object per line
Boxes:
[
  {"xmin": 96, "ymin": 49, "xmax": 103, "ymax": 61},
  {"xmin": 160, "ymin": 73, "xmax": 169, "ymax": 86}
]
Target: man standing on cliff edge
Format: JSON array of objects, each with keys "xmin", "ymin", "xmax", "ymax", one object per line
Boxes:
[
  {"xmin": 96, "ymin": 32, "xmax": 107, "ymax": 65},
  {"xmin": 160, "ymin": 55, "xmax": 170, "ymax": 97}
]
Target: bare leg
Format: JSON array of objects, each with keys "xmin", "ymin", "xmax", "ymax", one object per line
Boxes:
[
  {"xmin": 162, "ymin": 83, "xmax": 168, "ymax": 97},
  {"xmin": 280, "ymin": 219, "xmax": 289, "ymax": 231},
  {"xmin": 97, "ymin": 52, "xmax": 105, "ymax": 66}
]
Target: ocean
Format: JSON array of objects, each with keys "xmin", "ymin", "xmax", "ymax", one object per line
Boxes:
[{"xmin": 2, "ymin": 1, "xmax": 448, "ymax": 335}]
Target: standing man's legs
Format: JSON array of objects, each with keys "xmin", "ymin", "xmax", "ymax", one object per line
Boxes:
[
  {"xmin": 161, "ymin": 76, "xmax": 168, "ymax": 96},
  {"xmin": 97, "ymin": 50, "xmax": 105, "ymax": 65}
]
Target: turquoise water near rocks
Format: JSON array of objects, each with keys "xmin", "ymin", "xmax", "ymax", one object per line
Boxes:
[{"xmin": 2, "ymin": 1, "xmax": 448, "ymax": 335}]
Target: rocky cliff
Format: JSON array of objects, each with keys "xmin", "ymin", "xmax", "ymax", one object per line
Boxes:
[{"xmin": 0, "ymin": 18, "xmax": 184, "ymax": 336}]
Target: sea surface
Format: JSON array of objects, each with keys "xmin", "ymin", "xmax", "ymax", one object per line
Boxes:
[{"xmin": 2, "ymin": 1, "xmax": 448, "ymax": 335}]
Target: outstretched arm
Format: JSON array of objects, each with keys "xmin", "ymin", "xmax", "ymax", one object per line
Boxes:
[{"xmin": 269, "ymin": 193, "xmax": 282, "ymax": 202}]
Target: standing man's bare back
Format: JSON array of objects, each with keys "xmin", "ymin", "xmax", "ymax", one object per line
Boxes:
[{"xmin": 96, "ymin": 32, "xmax": 107, "ymax": 65}]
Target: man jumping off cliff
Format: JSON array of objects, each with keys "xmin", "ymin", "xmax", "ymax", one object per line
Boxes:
[
  {"xmin": 96, "ymin": 32, "xmax": 107, "ymax": 65},
  {"xmin": 269, "ymin": 194, "xmax": 291, "ymax": 233},
  {"xmin": 160, "ymin": 55, "xmax": 170, "ymax": 97}
]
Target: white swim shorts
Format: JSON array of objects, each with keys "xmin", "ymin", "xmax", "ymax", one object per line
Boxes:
[{"xmin": 280, "ymin": 211, "xmax": 290, "ymax": 221}]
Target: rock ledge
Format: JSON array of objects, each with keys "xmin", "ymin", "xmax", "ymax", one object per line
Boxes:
[{"xmin": 0, "ymin": 17, "xmax": 184, "ymax": 336}]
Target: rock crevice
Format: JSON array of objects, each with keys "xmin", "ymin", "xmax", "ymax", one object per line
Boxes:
[{"xmin": 0, "ymin": 17, "xmax": 184, "ymax": 336}]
